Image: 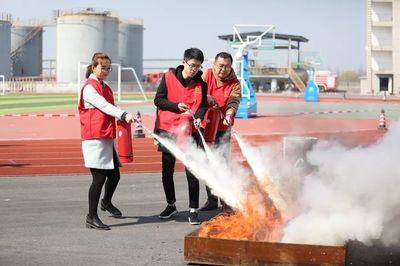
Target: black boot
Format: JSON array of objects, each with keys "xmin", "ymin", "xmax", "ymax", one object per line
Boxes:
[
  {"xmin": 222, "ymin": 203, "xmax": 233, "ymax": 213},
  {"xmin": 198, "ymin": 199, "xmax": 218, "ymax": 211},
  {"xmin": 86, "ymin": 214, "xmax": 110, "ymax": 230},
  {"xmin": 101, "ymin": 199, "xmax": 122, "ymax": 217}
]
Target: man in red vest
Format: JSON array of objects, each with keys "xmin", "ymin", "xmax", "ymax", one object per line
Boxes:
[
  {"xmin": 198, "ymin": 52, "xmax": 241, "ymax": 212},
  {"xmin": 154, "ymin": 48, "xmax": 207, "ymax": 225}
]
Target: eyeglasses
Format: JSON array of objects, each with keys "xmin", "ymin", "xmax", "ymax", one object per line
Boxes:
[
  {"xmin": 215, "ymin": 64, "xmax": 231, "ymax": 71},
  {"xmin": 184, "ymin": 61, "xmax": 202, "ymax": 70},
  {"xmin": 100, "ymin": 67, "xmax": 112, "ymax": 73}
]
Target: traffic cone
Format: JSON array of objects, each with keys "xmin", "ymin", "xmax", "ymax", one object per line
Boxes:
[
  {"xmin": 134, "ymin": 111, "xmax": 146, "ymax": 138},
  {"xmin": 378, "ymin": 109, "xmax": 387, "ymax": 130}
]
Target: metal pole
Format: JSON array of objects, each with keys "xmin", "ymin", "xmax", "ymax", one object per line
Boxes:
[
  {"xmin": 0, "ymin": 75, "xmax": 5, "ymax": 95},
  {"xmin": 77, "ymin": 61, "xmax": 81, "ymax": 101},
  {"xmin": 288, "ymin": 38, "xmax": 292, "ymax": 70},
  {"xmin": 117, "ymin": 63, "xmax": 121, "ymax": 102},
  {"xmin": 297, "ymin": 41, "xmax": 301, "ymax": 68}
]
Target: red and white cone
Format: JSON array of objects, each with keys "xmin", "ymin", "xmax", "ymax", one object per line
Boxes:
[
  {"xmin": 378, "ymin": 109, "xmax": 387, "ymax": 130},
  {"xmin": 134, "ymin": 111, "xmax": 146, "ymax": 138}
]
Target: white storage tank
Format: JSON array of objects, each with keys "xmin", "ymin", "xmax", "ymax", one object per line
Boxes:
[
  {"xmin": 11, "ymin": 22, "xmax": 43, "ymax": 76},
  {"xmin": 118, "ymin": 19, "xmax": 144, "ymax": 81},
  {"xmin": 0, "ymin": 13, "xmax": 12, "ymax": 78},
  {"xmin": 55, "ymin": 8, "xmax": 119, "ymax": 83}
]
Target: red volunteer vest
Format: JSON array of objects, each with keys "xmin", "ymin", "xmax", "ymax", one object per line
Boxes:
[
  {"xmin": 156, "ymin": 71, "xmax": 203, "ymax": 135},
  {"xmin": 204, "ymin": 68, "xmax": 238, "ymax": 131},
  {"xmin": 78, "ymin": 79, "xmax": 116, "ymax": 140}
]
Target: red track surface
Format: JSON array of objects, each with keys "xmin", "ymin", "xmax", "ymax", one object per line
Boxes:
[
  {"xmin": 0, "ymin": 130, "xmax": 386, "ymax": 176},
  {"xmin": 0, "ymin": 138, "xmax": 182, "ymax": 176}
]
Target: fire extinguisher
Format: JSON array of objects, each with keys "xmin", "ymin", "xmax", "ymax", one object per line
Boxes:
[
  {"xmin": 176, "ymin": 113, "xmax": 193, "ymax": 148},
  {"xmin": 116, "ymin": 120, "xmax": 133, "ymax": 163},
  {"xmin": 203, "ymin": 108, "xmax": 221, "ymax": 143}
]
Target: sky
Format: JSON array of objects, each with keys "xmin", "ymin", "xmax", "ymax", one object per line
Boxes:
[{"xmin": 1, "ymin": 0, "xmax": 366, "ymax": 72}]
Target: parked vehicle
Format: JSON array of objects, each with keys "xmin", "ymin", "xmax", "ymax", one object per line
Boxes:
[{"xmin": 314, "ymin": 70, "xmax": 337, "ymax": 92}]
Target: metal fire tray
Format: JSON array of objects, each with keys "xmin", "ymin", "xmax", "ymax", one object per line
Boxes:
[{"xmin": 184, "ymin": 229, "xmax": 345, "ymax": 266}]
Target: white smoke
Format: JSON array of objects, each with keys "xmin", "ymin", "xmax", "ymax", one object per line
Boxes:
[
  {"xmin": 153, "ymin": 120, "xmax": 400, "ymax": 246},
  {"xmin": 282, "ymin": 122, "xmax": 400, "ymax": 246},
  {"xmin": 152, "ymin": 132, "xmax": 250, "ymax": 210},
  {"xmin": 231, "ymin": 133, "xmax": 296, "ymax": 218}
]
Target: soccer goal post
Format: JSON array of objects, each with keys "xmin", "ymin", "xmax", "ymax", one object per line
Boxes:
[
  {"xmin": 77, "ymin": 62, "xmax": 148, "ymax": 103},
  {"xmin": 0, "ymin": 75, "xmax": 5, "ymax": 95}
]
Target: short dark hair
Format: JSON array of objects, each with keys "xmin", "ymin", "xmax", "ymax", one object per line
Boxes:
[
  {"xmin": 183, "ymin": 48, "xmax": 204, "ymax": 63},
  {"xmin": 215, "ymin": 52, "xmax": 233, "ymax": 64}
]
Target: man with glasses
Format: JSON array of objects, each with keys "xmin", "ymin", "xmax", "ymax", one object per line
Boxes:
[
  {"xmin": 154, "ymin": 48, "xmax": 207, "ymax": 225},
  {"xmin": 198, "ymin": 52, "xmax": 241, "ymax": 212}
]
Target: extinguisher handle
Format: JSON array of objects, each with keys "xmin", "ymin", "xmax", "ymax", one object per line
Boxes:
[{"xmin": 218, "ymin": 109, "xmax": 232, "ymax": 127}]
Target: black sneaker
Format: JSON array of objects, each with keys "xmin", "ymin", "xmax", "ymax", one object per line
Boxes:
[
  {"xmin": 198, "ymin": 200, "xmax": 218, "ymax": 211},
  {"xmin": 159, "ymin": 205, "xmax": 178, "ymax": 219},
  {"xmin": 222, "ymin": 203, "xmax": 233, "ymax": 213},
  {"xmin": 188, "ymin": 211, "xmax": 201, "ymax": 225}
]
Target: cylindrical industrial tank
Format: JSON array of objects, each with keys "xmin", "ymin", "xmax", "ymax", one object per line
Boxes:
[
  {"xmin": 56, "ymin": 8, "xmax": 119, "ymax": 83},
  {"xmin": 11, "ymin": 23, "xmax": 43, "ymax": 76},
  {"xmin": 118, "ymin": 20, "xmax": 144, "ymax": 81},
  {"xmin": 0, "ymin": 13, "xmax": 12, "ymax": 78}
]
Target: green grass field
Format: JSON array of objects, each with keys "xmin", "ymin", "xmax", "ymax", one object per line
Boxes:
[{"xmin": 0, "ymin": 94, "xmax": 153, "ymax": 115}]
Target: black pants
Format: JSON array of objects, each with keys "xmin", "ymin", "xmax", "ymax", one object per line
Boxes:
[
  {"xmin": 161, "ymin": 132, "xmax": 202, "ymax": 209},
  {"xmin": 162, "ymin": 152, "xmax": 199, "ymax": 208},
  {"xmin": 88, "ymin": 151, "xmax": 120, "ymax": 217},
  {"xmin": 206, "ymin": 130, "xmax": 231, "ymax": 203}
]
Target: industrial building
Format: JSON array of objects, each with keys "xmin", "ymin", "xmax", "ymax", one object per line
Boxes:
[
  {"xmin": 11, "ymin": 20, "xmax": 43, "ymax": 77},
  {"xmin": 0, "ymin": 8, "xmax": 144, "ymax": 92},
  {"xmin": 55, "ymin": 8, "xmax": 143, "ymax": 84},
  {"xmin": 365, "ymin": 0, "xmax": 400, "ymax": 95},
  {"xmin": 0, "ymin": 13, "xmax": 12, "ymax": 78}
]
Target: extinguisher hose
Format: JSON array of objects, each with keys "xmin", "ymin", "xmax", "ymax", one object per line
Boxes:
[
  {"xmin": 133, "ymin": 118, "xmax": 153, "ymax": 136},
  {"xmin": 187, "ymin": 109, "xmax": 208, "ymax": 145}
]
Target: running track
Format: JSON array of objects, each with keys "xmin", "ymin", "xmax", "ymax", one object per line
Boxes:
[{"xmin": 0, "ymin": 130, "xmax": 385, "ymax": 176}]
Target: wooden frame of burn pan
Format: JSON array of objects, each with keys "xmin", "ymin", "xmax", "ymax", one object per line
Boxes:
[{"xmin": 184, "ymin": 230, "xmax": 345, "ymax": 266}]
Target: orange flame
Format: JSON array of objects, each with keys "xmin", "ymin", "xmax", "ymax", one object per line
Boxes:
[{"xmin": 198, "ymin": 176, "xmax": 283, "ymax": 242}]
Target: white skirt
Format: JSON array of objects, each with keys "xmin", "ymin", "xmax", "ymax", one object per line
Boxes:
[{"xmin": 82, "ymin": 138, "xmax": 118, "ymax": 169}]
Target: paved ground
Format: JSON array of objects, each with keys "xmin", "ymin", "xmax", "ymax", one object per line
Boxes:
[{"xmin": 0, "ymin": 172, "xmax": 216, "ymax": 266}]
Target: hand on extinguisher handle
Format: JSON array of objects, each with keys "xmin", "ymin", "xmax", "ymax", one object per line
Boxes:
[
  {"xmin": 223, "ymin": 114, "xmax": 232, "ymax": 126},
  {"xmin": 193, "ymin": 118, "xmax": 201, "ymax": 130},
  {"xmin": 125, "ymin": 113, "xmax": 134, "ymax": 123},
  {"xmin": 187, "ymin": 109, "xmax": 200, "ymax": 130},
  {"xmin": 218, "ymin": 109, "xmax": 232, "ymax": 127}
]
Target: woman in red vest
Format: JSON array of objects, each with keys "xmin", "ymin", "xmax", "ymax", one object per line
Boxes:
[
  {"xmin": 198, "ymin": 52, "xmax": 242, "ymax": 212},
  {"xmin": 154, "ymin": 48, "xmax": 207, "ymax": 225},
  {"xmin": 79, "ymin": 52, "xmax": 134, "ymax": 230}
]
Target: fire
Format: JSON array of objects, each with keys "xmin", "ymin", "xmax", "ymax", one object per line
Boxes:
[{"xmin": 198, "ymin": 177, "xmax": 283, "ymax": 242}]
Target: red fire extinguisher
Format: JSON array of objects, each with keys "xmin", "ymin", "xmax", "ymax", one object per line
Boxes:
[
  {"xmin": 176, "ymin": 113, "xmax": 193, "ymax": 148},
  {"xmin": 116, "ymin": 120, "xmax": 133, "ymax": 163},
  {"xmin": 203, "ymin": 108, "xmax": 221, "ymax": 143}
]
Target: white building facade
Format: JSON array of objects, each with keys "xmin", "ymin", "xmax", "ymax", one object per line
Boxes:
[{"xmin": 365, "ymin": 0, "xmax": 400, "ymax": 95}]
